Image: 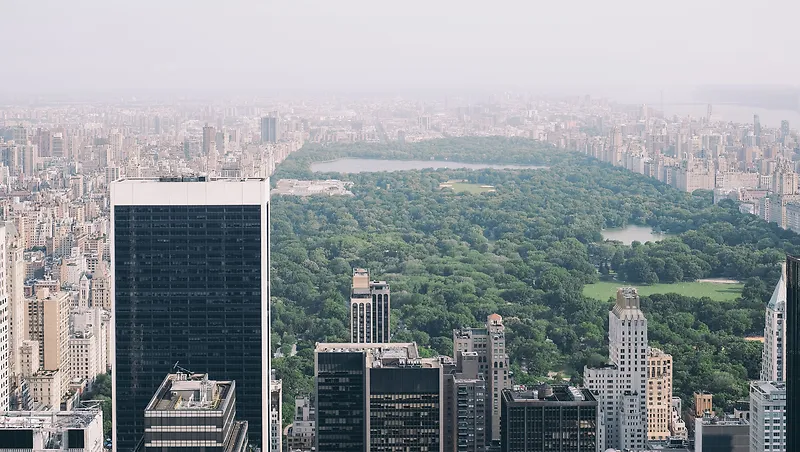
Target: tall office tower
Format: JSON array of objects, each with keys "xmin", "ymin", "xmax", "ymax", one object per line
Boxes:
[
  {"xmin": 782, "ymin": 120, "xmax": 791, "ymax": 141},
  {"xmin": 785, "ymin": 255, "xmax": 800, "ymax": 452},
  {"xmin": 443, "ymin": 351, "xmax": 486, "ymax": 452},
  {"xmin": 26, "ymin": 288, "xmax": 70, "ymax": 395},
  {"xmin": 500, "ymin": 385, "xmax": 598, "ymax": 452},
  {"xmin": 5, "ymin": 223, "xmax": 25, "ymax": 391},
  {"xmin": 51, "ymin": 133, "xmax": 64, "ymax": 159},
  {"xmin": 0, "ymin": 225, "xmax": 10, "ymax": 412},
  {"xmin": 270, "ymin": 377, "xmax": 283, "ymax": 452},
  {"xmin": 111, "ymin": 177, "xmax": 270, "ymax": 451},
  {"xmin": 143, "ymin": 372, "xmax": 249, "ymax": 452},
  {"xmin": 749, "ymin": 381, "xmax": 786, "ymax": 452},
  {"xmin": 314, "ymin": 342, "xmax": 443, "ymax": 452},
  {"xmin": 261, "ymin": 114, "xmax": 280, "ymax": 144},
  {"xmin": 584, "ymin": 287, "xmax": 649, "ymax": 451},
  {"xmin": 453, "ymin": 314, "xmax": 510, "ymax": 443},
  {"xmin": 21, "ymin": 144, "xmax": 37, "ymax": 176},
  {"xmin": 762, "ymin": 263, "xmax": 787, "ymax": 381},
  {"xmin": 755, "ymin": 114, "xmax": 762, "ymax": 136},
  {"xmin": 647, "ymin": 348, "xmax": 673, "ymax": 441},
  {"xmin": 349, "ymin": 268, "xmax": 391, "ymax": 343},
  {"xmin": 202, "ymin": 124, "xmax": 215, "ymax": 156}
]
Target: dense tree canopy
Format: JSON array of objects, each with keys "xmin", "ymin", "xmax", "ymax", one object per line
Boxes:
[{"xmin": 270, "ymin": 137, "xmax": 790, "ymax": 421}]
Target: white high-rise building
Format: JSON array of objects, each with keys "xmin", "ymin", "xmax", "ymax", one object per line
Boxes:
[
  {"xmin": 270, "ymin": 376, "xmax": 282, "ymax": 452},
  {"xmin": 762, "ymin": 264, "xmax": 786, "ymax": 381},
  {"xmin": 585, "ymin": 287, "xmax": 648, "ymax": 451},
  {"xmin": 0, "ymin": 224, "xmax": 9, "ymax": 411},
  {"xmin": 749, "ymin": 380, "xmax": 786, "ymax": 452}
]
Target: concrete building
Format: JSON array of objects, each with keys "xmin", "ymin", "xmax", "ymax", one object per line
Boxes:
[
  {"xmin": 68, "ymin": 330, "xmax": 99, "ymax": 383},
  {"xmin": 20, "ymin": 340, "xmax": 39, "ymax": 378},
  {"xmin": 762, "ymin": 263, "xmax": 786, "ymax": 381},
  {"xmin": 647, "ymin": 347, "xmax": 673, "ymax": 441},
  {"xmin": 670, "ymin": 397, "xmax": 688, "ymax": 440},
  {"xmin": 349, "ymin": 268, "xmax": 391, "ymax": 343},
  {"xmin": 286, "ymin": 396, "xmax": 315, "ymax": 452},
  {"xmin": 695, "ymin": 392, "xmax": 714, "ymax": 417},
  {"xmin": 72, "ymin": 308, "xmax": 110, "ymax": 375},
  {"xmin": 27, "ymin": 288, "xmax": 70, "ymax": 395},
  {"xmin": 314, "ymin": 342, "xmax": 443, "ymax": 452},
  {"xmin": 270, "ymin": 377, "xmax": 282, "ymax": 452},
  {"xmin": 500, "ymin": 385, "xmax": 598, "ymax": 452},
  {"xmin": 261, "ymin": 114, "xmax": 280, "ymax": 144},
  {"xmin": 749, "ymin": 381, "xmax": 786, "ymax": 452},
  {"xmin": 202, "ymin": 124, "xmax": 216, "ymax": 156},
  {"xmin": 5, "ymin": 222, "xmax": 25, "ymax": 395},
  {"xmin": 584, "ymin": 287, "xmax": 648, "ymax": 451},
  {"xmin": 694, "ymin": 415, "xmax": 749, "ymax": 452},
  {"xmin": 453, "ymin": 314, "xmax": 510, "ymax": 444},
  {"xmin": 443, "ymin": 351, "xmax": 486, "ymax": 452},
  {"xmin": 89, "ymin": 270, "xmax": 110, "ymax": 310},
  {"xmin": 0, "ymin": 408, "xmax": 103, "ymax": 451},
  {"xmin": 111, "ymin": 177, "xmax": 271, "ymax": 451},
  {"xmin": 28, "ymin": 369, "xmax": 61, "ymax": 411},
  {"xmin": 143, "ymin": 372, "xmax": 249, "ymax": 452}
]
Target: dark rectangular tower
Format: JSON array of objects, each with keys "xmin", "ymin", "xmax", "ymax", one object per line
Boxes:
[
  {"xmin": 111, "ymin": 177, "xmax": 270, "ymax": 451},
  {"xmin": 786, "ymin": 255, "xmax": 800, "ymax": 452}
]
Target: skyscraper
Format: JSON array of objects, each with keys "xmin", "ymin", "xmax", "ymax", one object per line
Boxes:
[
  {"xmin": 261, "ymin": 114, "xmax": 280, "ymax": 144},
  {"xmin": 349, "ymin": 268, "xmax": 390, "ymax": 343},
  {"xmin": 584, "ymin": 287, "xmax": 649, "ymax": 451},
  {"xmin": 453, "ymin": 314, "xmax": 510, "ymax": 444},
  {"xmin": 314, "ymin": 342, "xmax": 443, "ymax": 452},
  {"xmin": 749, "ymin": 380, "xmax": 786, "ymax": 452},
  {"xmin": 111, "ymin": 176, "xmax": 270, "ymax": 451},
  {"xmin": 443, "ymin": 351, "xmax": 486, "ymax": 452},
  {"xmin": 762, "ymin": 263, "xmax": 786, "ymax": 381},
  {"xmin": 785, "ymin": 255, "xmax": 800, "ymax": 452},
  {"xmin": 202, "ymin": 124, "xmax": 215, "ymax": 156}
]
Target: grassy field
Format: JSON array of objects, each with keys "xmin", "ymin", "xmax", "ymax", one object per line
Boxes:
[
  {"xmin": 440, "ymin": 181, "xmax": 496, "ymax": 194},
  {"xmin": 583, "ymin": 280, "xmax": 744, "ymax": 301}
]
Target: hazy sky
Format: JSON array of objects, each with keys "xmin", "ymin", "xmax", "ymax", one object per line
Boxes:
[{"xmin": 3, "ymin": 0, "xmax": 799, "ymax": 97}]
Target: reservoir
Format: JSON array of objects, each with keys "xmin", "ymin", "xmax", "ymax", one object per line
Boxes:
[
  {"xmin": 310, "ymin": 158, "xmax": 546, "ymax": 173},
  {"xmin": 601, "ymin": 225, "xmax": 667, "ymax": 245}
]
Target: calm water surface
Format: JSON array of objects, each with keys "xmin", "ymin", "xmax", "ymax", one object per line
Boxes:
[
  {"xmin": 601, "ymin": 225, "xmax": 667, "ymax": 245},
  {"xmin": 310, "ymin": 158, "xmax": 547, "ymax": 173}
]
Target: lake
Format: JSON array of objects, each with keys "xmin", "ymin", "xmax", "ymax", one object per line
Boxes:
[
  {"xmin": 310, "ymin": 158, "xmax": 546, "ymax": 173},
  {"xmin": 601, "ymin": 225, "xmax": 667, "ymax": 245}
]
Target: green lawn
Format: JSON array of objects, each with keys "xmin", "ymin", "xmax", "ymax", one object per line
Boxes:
[
  {"xmin": 583, "ymin": 280, "xmax": 743, "ymax": 301},
  {"xmin": 440, "ymin": 181, "xmax": 496, "ymax": 194}
]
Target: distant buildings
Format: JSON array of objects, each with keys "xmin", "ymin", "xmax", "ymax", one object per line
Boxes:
[
  {"xmin": 272, "ymin": 179, "xmax": 354, "ymax": 197},
  {"xmin": 349, "ymin": 268, "xmax": 391, "ymax": 344},
  {"xmin": 314, "ymin": 342, "xmax": 443, "ymax": 452},
  {"xmin": 0, "ymin": 408, "xmax": 104, "ymax": 451},
  {"xmin": 143, "ymin": 372, "xmax": 249, "ymax": 452},
  {"xmin": 261, "ymin": 114, "xmax": 281, "ymax": 144},
  {"xmin": 762, "ymin": 263, "xmax": 787, "ymax": 381},
  {"xmin": 500, "ymin": 385, "xmax": 598, "ymax": 452},
  {"xmin": 584, "ymin": 287, "xmax": 648, "ymax": 451},
  {"xmin": 111, "ymin": 177, "xmax": 271, "ymax": 450},
  {"xmin": 202, "ymin": 124, "xmax": 215, "ymax": 156},
  {"xmin": 453, "ymin": 314, "xmax": 510, "ymax": 444},
  {"xmin": 749, "ymin": 380, "xmax": 786, "ymax": 452}
]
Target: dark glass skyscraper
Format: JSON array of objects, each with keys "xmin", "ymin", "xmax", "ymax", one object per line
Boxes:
[
  {"xmin": 111, "ymin": 177, "xmax": 270, "ymax": 451},
  {"xmin": 786, "ymin": 255, "xmax": 800, "ymax": 452}
]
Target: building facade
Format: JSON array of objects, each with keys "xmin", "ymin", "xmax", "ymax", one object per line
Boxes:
[
  {"xmin": 314, "ymin": 342, "xmax": 443, "ymax": 452},
  {"xmin": 261, "ymin": 114, "xmax": 280, "ymax": 144},
  {"xmin": 763, "ymin": 263, "xmax": 787, "ymax": 381},
  {"xmin": 694, "ymin": 415, "xmax": 749, "ymax": 452},
  {"xmin": 111, "ymin": 177, "xmax": 270, "ymax": 451},
  {"xmin": 443, "ymin": 351, "xmax": 486, "ymax": 452},
  {"xmin": 286, "ymin": 396, "xmax": 315, "ymax": 452},
  {"xmin": 584, "ymin": 287, "xmax": 648, "ymax": 450},
  {"xmin": 349, "ymin": 268, "xmax": 391, "ymax": 343},
  {"xmin": 647, "ymin": 347, "xmax": 673, "ymax": 441},
  {"xmin": 500, "ymin": 385, "xmax": 598, "ymax": 452},
  {"xmin": 749, "ymin": 381, "xmax": 786, "ymax": 452},
  {"xmin": 453, "ymin": 314, "xmax": 510, "ymax": 443},
  {"xmin": 27, "ymin": 288, "xmax": 70, "ymax": 396}
]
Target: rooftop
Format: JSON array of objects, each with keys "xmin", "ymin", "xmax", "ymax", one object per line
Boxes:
[
  {"xmin": 146, "ymin": 373, "xmax": 232, "ymax": 412},
  {"xmin": 504, "ymin": 385, "xmax": 597, "ymax": 404},
  {"xmin": 0, "ymin": 409, "xmax": 101, "ymax": 430},
  {"xmin": 316, "ymin": 342, "xmax": 439, "ymax": 369}
]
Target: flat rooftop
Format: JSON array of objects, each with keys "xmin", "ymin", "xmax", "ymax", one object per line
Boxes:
[
  {"xmin": 504, "ymin": 385, "xmax": 597, "ymax": 404},
  {"xmin": 146, "ymin": 373, "xmax": 232, "ymax": 412},
  {"xmin": 0, "ymin": 409, "xmax": 101, "ymax": 430}
]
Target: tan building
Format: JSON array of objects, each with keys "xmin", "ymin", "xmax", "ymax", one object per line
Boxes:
[
  {"xmin": 29, "ymin": 369, "xmax": 61, "ymax": 410},
  {"xmin": 694, "ymin": 391, "xmax": 714, "ymax": 417},
  {"xmin": 20, "ymin": 340, "xmax": 40, "ymax": 377},
  {"xmin": 647, "ymin": 348, "xmax": 673, "ymax": 441},
  {"xmin": 90, "ymin": 270, "xmax": 111, "ymax": 310},
  {"xmin": 27, "ymin": 288, "xmax": 70, "ymax": 395}
]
